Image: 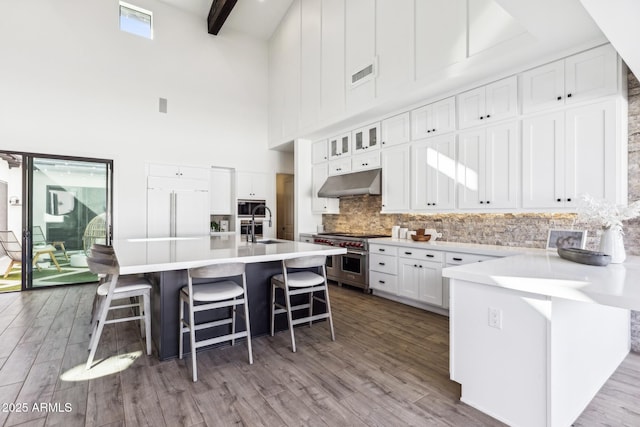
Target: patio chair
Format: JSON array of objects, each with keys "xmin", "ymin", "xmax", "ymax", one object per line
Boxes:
[
  {"xmin": 33, "ymin": 225, "xmax": 69, "ymax": 260},
  {"xmin": 0, "ymin": 230, "xmax": 62, "ymax": 278}
]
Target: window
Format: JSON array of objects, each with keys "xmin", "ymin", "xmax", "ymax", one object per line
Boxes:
[{"xmin": 119, "ymin": 1, "xmax": 153, "ymax": 39}]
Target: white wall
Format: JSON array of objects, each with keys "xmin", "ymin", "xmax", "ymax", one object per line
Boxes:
[{"xmin": 0, "ymin": 0, "xmax": 292, "ymax": 239}]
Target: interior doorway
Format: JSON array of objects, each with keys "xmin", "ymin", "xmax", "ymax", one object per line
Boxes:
[{"xmin": 276, "ymin": 173, "xmax": 294, "ymax": 241}]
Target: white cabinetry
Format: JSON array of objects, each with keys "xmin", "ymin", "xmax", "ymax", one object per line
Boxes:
[
  {"xmin": 397, "ymin": 248, "xmax": 443, "ymax": 306},
  {"xmin": 411, "ymin": 97, "xmax": 456, "ymax": 139},
  {"xmin": 328, "ymin": 158, "xmax": 352, "ymax": 176},
  {"xmin": 522, "ymin": 100, "xmax": 621, "ymax": 208},
  {"xmin": 381, "ymin": 112, "xmax": 410, "ymax": 148},
  {"xmin": 457, "ymin": 121, "xmax": 519, "ymax": 209},
  {"xmin": 381, "ymin": 145, "xmax": 410, "ymax": 212},
  {"xmin": 522, "ymin": 44, "xmax": 618, "ymax": 114},
  {"xmin": 311, "ymin": 164, "xmax": 339, "ymax": 213},
  {"xmin": 351, "ymin": 152, "xmax": 380, "ymax": 173},
  {"xmin": 369, "ymin": 244, "xmax": 398, "ymax": 294},
  {"xmin": 442, "ymin": 252, "xmax": 497, "ymax": 309},
  {"xmin": 411, "ymin": 135, "xmax": 456, "ymax": 210},
  {"xmin": 458, "ymin": 76, "xmax": 518, "ymax": 129},
  {"xmin": 236, "ymin": 172, "xmax": 269, "ymax": 200},
  {"xmin": 210, "ymin": 167, "xmax": 233, "ymax": 215},
  {"xmin": 328, "ymin": 133, "xmax": 351, "ymax": 159},
  {"xmin": 148, "ymin": 164, "xmax": 210, "ymax": 181},
  {"xmin": 312, "ymin": 140, "xmax": 328, "ymax": 164},
  {"xmin": 352, "ymin": 122, "xmax": 380, "ymax": 153}
]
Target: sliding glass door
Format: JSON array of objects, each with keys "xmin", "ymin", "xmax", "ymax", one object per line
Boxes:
[{"xmin": 0, "ymin": 151, "xmax": 112, "ymax": 291}]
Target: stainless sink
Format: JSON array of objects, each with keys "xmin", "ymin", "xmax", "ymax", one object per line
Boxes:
[{"xmin": 256, "ymin": 239, "xmax": 282, "ymax": 245}]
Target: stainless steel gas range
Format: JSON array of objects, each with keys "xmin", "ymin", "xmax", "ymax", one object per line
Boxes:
[{"xmin": 313, "ymin": 232, "xmax": 390, "ymax": 292}]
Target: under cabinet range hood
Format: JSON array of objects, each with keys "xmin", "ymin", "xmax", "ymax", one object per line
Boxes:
[{"xmin": 318, "ymin": 169, "xmax": 381, "ymax": 198}]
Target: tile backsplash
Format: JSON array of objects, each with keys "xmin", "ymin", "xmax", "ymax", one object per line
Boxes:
[{"xmin": 323, "ymin": 70, "xmax": 640, "ymax": 352}]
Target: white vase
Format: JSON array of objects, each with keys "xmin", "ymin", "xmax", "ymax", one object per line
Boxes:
[{"xmin": 599, "ymin": 225, "xmax": 626, "ymax": 263}]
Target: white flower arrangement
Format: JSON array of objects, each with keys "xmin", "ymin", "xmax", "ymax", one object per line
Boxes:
[{"xmin": 577, "ymin": 194, "xmax": 640, "ymax": 229}]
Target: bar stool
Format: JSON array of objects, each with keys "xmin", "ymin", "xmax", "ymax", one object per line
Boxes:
[
  {"xmin": 270, "ymin": 255, "xmax": 335, "ymax": 352},
  {"xmin": 86, "ymin": 254, "xmax": 152, "ymax": 369},
  {"xmin": 179, "ymin": 262, "xmax": 253, "ymax": 382}
]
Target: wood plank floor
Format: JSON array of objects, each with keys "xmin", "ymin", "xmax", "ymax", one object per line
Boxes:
[{"xmin": 0, "ymin": 283, "xmax": 638, "ymax": 426}]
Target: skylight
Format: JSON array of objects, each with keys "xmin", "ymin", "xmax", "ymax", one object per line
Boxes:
[{"xmin": 119, "ymin": 1, "xmax": 153, "ymax": 39}]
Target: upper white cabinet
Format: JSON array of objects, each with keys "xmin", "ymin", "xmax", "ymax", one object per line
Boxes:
[
  {"xmin": 457, "ymin": 122, "xmax": 519, "ymax": 209},
  {"xmin": 522, "ymin": 44, "xmax": 618, "ymax": 114},
  {"xmin": 411, "ymin": 135, "xmax": 456, "ymax": 210},
  {"xmin": 210, "ymin": 168, "xmax": 233, "ymax": 215},
  {"xmin": 312, "ymin": 164, "xmax": 340, "ymax": 213},
  {"xmin": 351, "ymin": 151, "xmax": 380, "ymax": 172},
  {"xmin": 352, "ymin": 122, "xmax": 380, "ymax": 153},
  {"xmin": 345, "ymin": 0, "xmax": 376, "ymax": 111},
  {"xmin": 320, "ymin": 0, "xmax": 346, "ymax": 121},
  {"xmin": 458, "ymin": 76, "xmax": 518, "ymax": 129},
  {"xmin": 381, "ymin": 145, "xmax": 410, "ymax": 212},
  {"xmin": 236, "ymin": 172, "xmax": 269, "ymax": 200},
  {"xmin": 381, "ymin": 112, "xmax": 410, "ymax": 148},
  {"xmin": 411, "ymin": 97, "xmax": 456, "ymax": 139},
  {"xmin": 375, "ymin": 0, "xmax": 414, "ymax": 98},
  {"xmin": 328, "ymin": 133, "xmax": 351, "ymax": 159},
  {"xmin": 328, "ymin": 158, "xmax": 352, "ymax": 176},
  {"xmin": 415, "ymin": 0, "xmax": 466, "ymax": 80},
  {"xmin": 299, "ymin": 0, "xmax": 322, "ymax": 129},
  {"xmin": 312, "ymin": 140, "xmax": 328, "ymax": 164},
  {"xmin": 522, "ymin": 100, "xmax": 622, "ymax": 209},
  {"xmin": 148, "ymin": 164, "xmax": 210, "ymax": 181}
]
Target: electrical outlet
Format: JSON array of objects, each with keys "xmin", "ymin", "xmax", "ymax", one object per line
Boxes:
[{"xmin": 488, "ymin": 307, "xmax": 503, "ymax": 329}]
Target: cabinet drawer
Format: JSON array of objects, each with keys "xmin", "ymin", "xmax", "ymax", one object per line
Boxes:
[
  {"xmin": 398, "ymin": 247, "xmax": 444, "ymax": 263},
  {"xmin": 369, "ymin": 271, "xmax": 398, "ymax": 294},
  {"xmin": 369, "ymin": 244, "xmax": 398, "ymax": 256},
  {"xmin": 445, "ymin": 252, "xmax": 497, "ymax": 265},
  {"xmin": 370, "ymin": 253, "xmax": 397, "ymax": 275}
]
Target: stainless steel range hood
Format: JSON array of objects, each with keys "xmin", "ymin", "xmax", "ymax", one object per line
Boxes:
[{"xmin": 317, "ymin": 168, "xmax": 381, "ymax": 198}]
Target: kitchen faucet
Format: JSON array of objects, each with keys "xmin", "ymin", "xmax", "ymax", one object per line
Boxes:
[{"xmin": 250, "ymin": 204, "xmax": 272, "ymax": 243}]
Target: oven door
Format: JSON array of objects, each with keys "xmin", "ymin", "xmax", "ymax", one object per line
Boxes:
[
  {"xmin": 240, "ymin": 220, "xmax": 263, "ymax": 237},
  {"xmin": 325, "ymin": 254, "xmax": 339, "ymax": 281},
  {"xmin": 339, "ymin": 250, "xmax": 368, "ymax": 290}
]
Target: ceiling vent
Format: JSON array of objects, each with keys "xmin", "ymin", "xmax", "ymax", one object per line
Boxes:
[{"xmin": 351, "ymin": 60, "xmax": 376, "ymax": 87}]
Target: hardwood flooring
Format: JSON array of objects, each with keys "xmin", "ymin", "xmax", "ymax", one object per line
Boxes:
[{"xmin": 0, "ymin": 283, "xmax": 638, "ymax": 426}]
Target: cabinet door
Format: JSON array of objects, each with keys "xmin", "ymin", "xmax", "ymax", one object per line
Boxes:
[
  {"xmin": 418, "ymin": 261, "xmax": 443, "ymax": 306},
  {"xmin": 485, "ymin": 76, "xmax": 518, "ymax": 123},
  {"xmin": 411, "ymin": 136, "xmax": 456, "ymax": 210},
  {"xmin": 375, "ymin": 0, "xmax": 414, "ymax": 98},
  {"xmin": 329, "ymin": 133, "xmax": 351, "ymax": 159},
  {"xmin": 381, "ymin": 112, "xmax": 410, "ymax": 147},
  {"xmin": 210, "ymin": 168, "xmax": 232, "ymax": 215},
  {"xmin": 328, "ymin": 158, "xmax": 352, "ymax": 176},
  {"xmin": 521, "ymin": 60, "xmax": 565, "ymax": 114},
  {"xmin": 458, "ymin": 86, "xmax": 486, "ymax": 129},
  {"xmin": 369, "ymin": 271, "xmax": 398, "ymax": 294},
  {"xmin": 484, "ymin": 122, "xmax": 519, "ymax": 208},
  {"xmin": 457, "ymin": 129, "xmax": 484, "ymax": 208},
  {"xmin": 565, "ymin": 44, "xmax": 618, "ymax": 105},
  {"xmin": 431, "ymin": 97, "xmax": 456, "ymax": 135},
  {"xmin": 352, "ymin": 123, "xmax": 380, "ymax": 153},
  {"xmin": 320, "ymin": 0, "xmax": 346, "ymax": 120},
  {"xmin": 351, "ymin": 151, "xmax": 380, "ymax": 172},
  {"xmin": 148, "ymin": 164, "xmax": 179, "ymax": 178},
  {"xmin": 565, "ymin": 100, "xmax": 617, "ymax": 207},
  {"xmin": 397, "ymin": 259, "xmax": 420, "ymax": 300},
  {"xmin": 415, "ymin": 0, "xmax": 466, "ymax": 80},
  {"xmin": 522, "ymin": 112, "xmax": 565, "ymax": 208},
  {"xmin": 312, "ymin": 140, "xmax": 328, "ymax": 164},
  {"xmin": 381, "ymin": 145, "xmax": 410, "ymax": 212},
  {"xmin": 147, "ymin": 187, "xmax": 172, "ymax": 238},
  {"xmin": 312, "ymin": 164, "xmax": 339, "ymax": 213},
  {"xmin": 236, "ymin": 172, "xmax": 254, "ymax": 199},
  {"xmin": 411, "ymin": 104, "xmax": 433, "ymax": 140}
]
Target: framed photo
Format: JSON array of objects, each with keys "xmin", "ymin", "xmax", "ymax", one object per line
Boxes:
[{"xmin": 546, "ymin": 229, "xmax": 587, "ymax": 250}]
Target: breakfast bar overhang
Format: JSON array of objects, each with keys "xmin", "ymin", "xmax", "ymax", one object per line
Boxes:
[{"xmin": 112, "ymin": 236, "xmax": 346, "ymax": 360}]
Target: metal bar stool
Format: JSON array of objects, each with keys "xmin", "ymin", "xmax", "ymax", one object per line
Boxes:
[
  {"xmin": 179, "ymin": 262, "xmax": 253, "ymax": 382},
  {"xmin": 86, "ymin": 254, "xmax": 152, "ymax": 369},
  {"xmin": 270, "ymin": 255, "xmax": 335, "ymax": 352}
]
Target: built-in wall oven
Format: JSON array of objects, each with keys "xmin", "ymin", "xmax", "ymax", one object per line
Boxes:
[
  {"xmin": 240, "ymin": 219, "xmax": 263, "ymax": 238},
  {"xmin": 313, "ymin": 233, "xmax": 389, "ymax": 292},
  {"xmin": 237, "ymin": 199, "xmax": 266, "ymax": 217}
]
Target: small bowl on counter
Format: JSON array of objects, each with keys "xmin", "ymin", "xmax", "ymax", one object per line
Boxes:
[{"xmin": 411, "ymin": 234, "xmax": 431, "ymax": 242}]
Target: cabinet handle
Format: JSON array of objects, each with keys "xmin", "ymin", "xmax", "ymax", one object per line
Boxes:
[
  {"xmin": 427, "ymin": 130, "xmax": 431, "ymax": 133},
  {"xmin": 427, "ymin": 203, "xmax": 431, "ymax": 206},
  {"xmin": 567, "ymin": 198, "xmax": 572, "ymax": 202},
  {"xmin": 486, "ymin": 115, "xmax": 490, "ymax": 119},
  {"xmin": 379, "ymin": 248, "xmax": 385, "ymax": 252},
  {"xmin": 567, "ymin": 93, "xmax": 572, "ymax": 98},
  {"xmin": 486, "ymin": 201, "xmax": 490, "ymax": 204},
  {"xmin": 557, "ymin": 96, "xmax": 562, "ymax": 101},
  {"xmin": 480, "ymin": 201, "xmax": 484, "ymax": 204},
  {"xmin": 557, "ymin": 198, "xmax": 562, "ymax": 202},
  {"xmin": 405, "ymin": 251, "xmax": 412, "ymax": 255},
  {"xmin": 382, "ymin": 141, "xmax": 386, "ymax": 145},
  {"xmin": 432, "ymin": 129, "xmax": 436, "ymax": 132},
  {"xmin": 379, "ymin": 262, "xmax": 385, "ymax": 266},
  {"xmin": 379, "ymin": 280, "xmax": 385, "ymax": 284},
  {"xmin": 453, "ymin": 257, "xmax": 463, "ymax": 261},
  {"xmin": 419, "ymin": 265, "xmax": 423, "ymax": 268},
  {"xmin": 426, "ymin": 254, "xmax": 434, "ymax": 258},
  {"xmin": 480, "ymin": 116, "xmax": 484, "ymax": 120}
]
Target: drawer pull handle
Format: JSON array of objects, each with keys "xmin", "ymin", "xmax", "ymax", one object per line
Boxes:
[
  {"xmin": 453, "ymin": 257, "xmax": 462, "ymax": 261},
  {"xmin": 379, "ymin": 262, "xmax": 385, "ymax": 266},
  {"xmin": 426, "ymin": 254, "xmax": 434, "ymax": 258},
  {"xmin": 405, "ymin": 251, "xmax": 412, "ymax": 255},
  {"xmin": 379, "ymin": 280, "xmax": 385, "ymax": 284},
  {"xmin": 379, "ymin": 248, "xmax": 385, "ymax": 252}
]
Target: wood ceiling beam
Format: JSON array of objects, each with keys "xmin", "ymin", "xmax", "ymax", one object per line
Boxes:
[{"xmin": 207, "ymin": 0, "xmax": 238, "ymax": 35}]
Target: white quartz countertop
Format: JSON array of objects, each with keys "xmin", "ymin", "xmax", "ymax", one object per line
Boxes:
[
  {"xmin": 368, "ymin": 237, "xmax": 541, "ymax": 257},
  {"xmin": 443, "ymin": 252, "xmax": 640, "ymax": 311},
  {"xmin": 112, "ymin": 236, "xmax": 346, "ymax": 275}
]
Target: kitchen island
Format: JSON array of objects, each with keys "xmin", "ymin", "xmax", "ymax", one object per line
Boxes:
[
  {"xmin": 112, "ymin": 236, "xmax": 346, "ymax": 360},
  {"xmin": 443, "ymin": 252, "xmax": 640, "ymax": 427}
]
